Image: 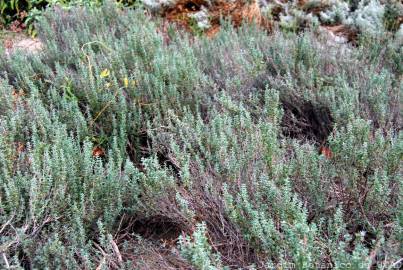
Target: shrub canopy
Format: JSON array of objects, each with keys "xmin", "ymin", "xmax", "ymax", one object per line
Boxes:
[{"xmin": 0, "ymin": 2, "xmax": 401, "ymax": 269}]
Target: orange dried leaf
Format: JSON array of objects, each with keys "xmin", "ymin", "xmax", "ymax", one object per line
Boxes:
[
  {"xmin": 319, "ymin": 146, "xmax": 332, "ymax": 159},
  {"xmin": 92, "ymin": 146, "xmax": 105, "ymax": 157},
  {"xmin": 16, "ymin": 142, "xmax": 25, "ymax": 154},
  {"xmin": 12, "ymin": 89, "xmax": 24, "ymax": 99}
]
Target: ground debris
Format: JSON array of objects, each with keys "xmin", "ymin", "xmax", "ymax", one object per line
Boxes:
[{"xmin": 161, "ymin": 0, "xmax": 272, "ymax": 37}]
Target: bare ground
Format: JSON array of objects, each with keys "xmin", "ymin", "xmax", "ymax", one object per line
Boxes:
[{"xmin": 1, "ymin": 31, "xmax": 42, "ymax": 56}]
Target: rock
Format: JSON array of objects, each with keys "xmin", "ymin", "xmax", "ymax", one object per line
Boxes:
[
  {"xmin": 142, "ymin": 0, "xmax": 178, "ymax": 12},
  {"xmin": 2, "ymin": 33, "xmax": 43, "ymax": 56},
  {"xmin": 189, "ymin": 6, "xmax": 211, "ymax": 30}
]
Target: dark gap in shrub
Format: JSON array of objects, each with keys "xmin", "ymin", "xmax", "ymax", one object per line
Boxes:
[
  {"xmin": 127, "ymin": 132, "xmax": 181, "ymax": 179},
  {"xmin": 157, "ymin": 151, "xmax": 181, "ymax": 179},
  {"xmin": 129, "ymin": 215, "xmax": 185, "ymax": 243},
  {"xmin": 18, "ymin": 249, "xmax": 31, "ymax": 270},
  {"xmin": 184, "ymin": 1, "xmax": 203, "ymax": 12},
  {"xmin": 189, "ymin": 185, "xmax": 264, "ymax": 269},
  {"xmin": 113, "ymin": 216, "xmax": 193, "ymax": 269},
  {"xmin": 280, "ymin": 96, "xmax": 334, "ymax": 144},
  {"xmin": 347, "ymin": 224, "xmax": 378, "ymax": 251},
  {"xmin": 126, "ymin": 131, "xmax": 151, "ymax": 165}
]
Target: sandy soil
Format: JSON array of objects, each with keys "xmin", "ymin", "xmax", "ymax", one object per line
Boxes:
[{"xmin": 1, "ymin": 32, "xmax": 43, "ymax": 56}]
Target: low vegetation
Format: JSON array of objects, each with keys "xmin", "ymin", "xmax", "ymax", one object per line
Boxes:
[{"xmin": 0, "ymin": 1, "xmax": 402, "ymax": 269}]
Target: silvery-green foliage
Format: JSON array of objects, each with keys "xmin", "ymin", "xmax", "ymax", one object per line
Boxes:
[
  {"xmin": 394, "ymin": 24, "xmax": 403, "ymax": 45},
  {"xmin": 179, "ymin": 222, "xmax": 225, "ymax": 270},
  {"xmin": 320, "ymin": 0, "xmax": 350, "ymax": 24},
  {"xmin": 346, "ymin": 0, "xmax": 386, "ymax": 36},
  {"xmin": 262, "ymin": 0, "xmax": 400, "ymax": 39},
  {"xmin": 0, "ymin": 2, "xmax": 401, "ymax": 269}
]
